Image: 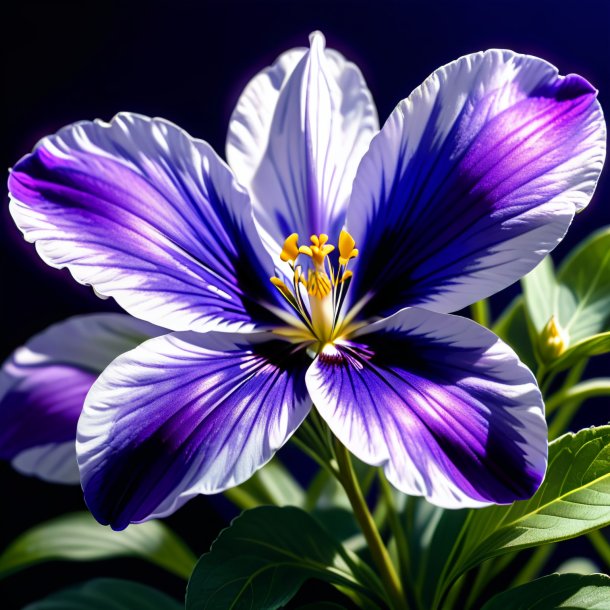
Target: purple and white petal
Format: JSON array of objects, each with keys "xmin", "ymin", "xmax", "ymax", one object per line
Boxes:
[
  {"xmin": 347, "ymin": 50, "xmax": 606, "ymax": 320},
  {"xmin": 231, "ymin": 31, "xmax": 378, "ymax": 260},
  {"xmin": 226, "ymin": 46, "xmax": 306, "ymax": 187},
  {"xmin": 77, "ymin": 332, "xmax": 312, "ymax": 530},
  {"xmin": 9, "ymin": 113, "xmax": 282, "ymax": 333},
  {"xmin": 0, "ymin": 314, "xmax": 164, "ymax": 484},
  {"xmin": 306, "ymin": 308, "xmax": 547, "ymax": 508}
]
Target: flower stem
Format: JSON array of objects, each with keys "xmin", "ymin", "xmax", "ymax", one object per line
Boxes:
[
  {"xmin": 510, "ymin": 544, "xmax": 555, "ymax": 587},
  {"xmin": 433, "ymin": 511, "xmax": 474, "ymax": 609},
  {"xmin": 587, "ymin": 529, "xmax": 610, "ymax": 570},
  {"xmin": 223, "ymin": 486, "xmax": 263, "ymax": 510},
  {"xmin": 546, "ymin": 377, "xmax": 610, "ymax": 415},
  {"xmin": 463, "ymin": 560, "xmax": 494, "ymax": 609},
  {"xmin": 470, "ymin": 299, "xmax": 491, "ymax": 327},
  {"xmin": 290, "ymin": 434, "xmax": 337, "ymax": 477},
  {"xmin": 334, "ymin": 439, "xmax": 409, "ymax": 610},
  {"xmin": 464, "ymin": 550, "xmax": 518, "ymax": 608},
  {"xmin": 378, "ymin": 473, "xmax": 411, "ymax": 590}
]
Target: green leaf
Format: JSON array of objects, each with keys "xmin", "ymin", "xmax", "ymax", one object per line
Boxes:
[
  {"xmin": 185, "ymin": 506, "xmax": 384, "ymax": 610},
  {"xmin": 227, "ymin": 458, "xmax": 305, "ymax": 509},
  {"xmin": 443, "ymin": 426, "xmax": 610, "ymax": 591},
  {"xmin": 481, "ymin": 573, "xmax": 610, "ymax": 609},
  {"xmin": 557, "ymin": 227, "xmax": 610, "ymax": 343},
  {"xmin": 403, "ymin": 498, "xmax": 469, "ymax": 609},
  {"xmin": 0, "ymin": 512, "xmax": 196, "ymax": 581},
  {"xmin": 247, "ymin": 458, "xmax": 305, "ymax": 506},
  {"xmin": 23, "ymin": 578, "xmax": 183, "ymax": 610},
  {"xmin": 492, "ymin": 297, "xmax": 537, "ymax": 370},
  {"xmin": 297, "ymin": 602, "xmax": 345, "ymax": 610},
  {"xmin": 521, "ymin": 228, "xmax": 610, "ymax": 371},
  {"xmin": 548, "ymin": 331, "xmax": 610, "ymax": 373},
  {"xmin": 311, "ymin": 507, "xmax": 362, "ymax": 549},
  {"xmin": 522, "ymin": 255, "xmax": 558, "ymax": 334}
]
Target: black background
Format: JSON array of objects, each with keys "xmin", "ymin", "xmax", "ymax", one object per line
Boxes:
[{"xmin": 2, "ymin": 1, "xmax": 609, "ymax": 608}]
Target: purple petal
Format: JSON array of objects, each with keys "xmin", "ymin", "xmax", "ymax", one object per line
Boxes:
[
  {"xmin": 9, "ymin": 113, "xmax": 282, "ymax": 333},
  {"xmin": 0, "ymin": 314, "xmax": 164, "ymax": 483},
  {"xmin": 77, "ymin": 332, "xmax": 311, "ymax": 529},
  {"xmin": 227, "ymin": 31, "xmax": 378, "ymax": 259},
  {"xmin": 347, "ymin": 50, "xmax": 606, "ymax": 320},
  {"xmin": 306, "ymin": 308, "xmax": 547, "ymax": 507}
]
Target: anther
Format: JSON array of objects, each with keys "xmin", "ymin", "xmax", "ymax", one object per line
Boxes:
[
  {"xmin": 338, "ymin": 230, "xmax": 358, "ymax": 266},
  {"xmin": 308, "ymin": 270, "xmax": 332, "ymax": 298},
  {"xmin": 270, "ymin": 277, "xmax": 293, "ymax": 300},
  {"xmin": 280, "ymin": 233, "xmax": 300, "ymax": 263}
]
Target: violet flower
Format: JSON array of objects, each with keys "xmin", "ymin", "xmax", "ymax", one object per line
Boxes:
[
  {"xmin": 7, "ymin": 33, "xmax": 606, "ymax": 530},
  {"xmin": 0, "ymin": 314, "xmax": 163, "ymax": 483}
]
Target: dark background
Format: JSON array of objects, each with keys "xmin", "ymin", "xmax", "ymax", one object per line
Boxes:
[{"xmin": 2, "ymin": 1, "xmax": 609, "ymax": 608}]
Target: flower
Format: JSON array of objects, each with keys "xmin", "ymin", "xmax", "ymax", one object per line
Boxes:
[
  {"xmin": 7, "ymin": 32, "xmax": 606, "ymax": 530},
  {"xmin": 0, "ymin": 314, "xmax": 163, "ymax": 483}
]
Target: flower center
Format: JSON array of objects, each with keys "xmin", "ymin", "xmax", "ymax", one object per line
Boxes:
[{"xmin": 270, "ymin": 230, "xmax": 358, "ymax": 344}]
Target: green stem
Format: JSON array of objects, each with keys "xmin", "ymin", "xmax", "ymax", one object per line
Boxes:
[
  {"xmin": 300, "ymin": 417, "xmax": 333, "ymax": 459},
  {"xmin": 588, "ymin": 529, "xmax": 610, "ymax": 570},
  {"xmin": 540, "ymin": 369, "xmax": 558, "ymax": 396},
  {"xmin": 465, "ymin": 550, "xmax": 518, "ymax": 608},
  {"xmin": 511, "ymin": 544, "xmax": 555, "ymax": 587},
  {"xmin": 334, "ymin": 439, "xmax": 408, "ymax": 610},
  {"xmin": 433, "ymin": 511, "xmax": 474, "ymax": 609},
  {"xmin": 536, "ymin": 363, "xmax": 547, "ymax": 386},
  {"xmin": 470, "ymin": 299, "xmax": 491, "ymax": 327},
  {"xmin": 223, "ymin": 486, "xmax": 263, "ymax": 510},
  {"xmin": 304, "ymin": 468, "xmax": 332, "ymax": 512},
  {"xmin": 561, "ymin": 358, "xmax": 587, "ymax": 390},
  {"xmin": 545, "ymin": 377, "xmax": 610, "ymax": 415},
  {"xmin": 291, "ymin": 434, "xmax": 337, "ymax": 478},
  {"xmin": 547, "ymin": 377, "xmax": 610, "ymax": 441},
  {"xmin": 463, "ymin": 560, "xmax": 494, "ymax": 610},
  {"xmin": 547, "ymin": 401, "xmax": 577, "ymax": 440},
  {"xmin": 442, "ymin": 574, "xmax": 466, "ymax": 610},
  {"xmin": 378, "ymin": 473, "xmax": 412, "ymax": 592},
  {"xmin": 545, "ymin": 359, "xmax": 586, "ymax": 416}
]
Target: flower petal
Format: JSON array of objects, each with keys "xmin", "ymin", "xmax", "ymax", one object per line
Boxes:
[
  {"xmin": 77, "ymin": 332, "xmax": 311, "ymax": 529},
  {"xmin": 9, "ymin": 113, "xmax": 281, "ymax": 333},
  {"xmin": 226, "ymin": 47, "xmax": 306, "ymax": 187},
  {"xmin": 306, "ymin": 308, "xmax": 547, "ymax": 507},
  {"xmin": 227, "ymin": 32, "xmax": 378, "ymax": 259},
  {"xmin": 0, "ymin": 314, "xmax": 163, "ymax": 483},
  {"xmin": 347, "ymin": 50, "xmax": 606, "ymax": 319}
]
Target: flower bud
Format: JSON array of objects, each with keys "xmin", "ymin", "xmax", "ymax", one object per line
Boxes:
[{"xmin": 538, "ymin": 315, "xmax": 569, "ymax": 362}]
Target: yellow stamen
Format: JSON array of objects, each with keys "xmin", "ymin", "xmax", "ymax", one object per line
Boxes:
[
  {"xmin": 299, "ymin": 234, "xmax": 335, "ymax": 266},
  {"xmin": 280, "ymin": 233, "xmax": 300, "ymax": 263},
  {"xmin": 307, "ymin": 270, "xmax": 332, "ymax": 299},
  {"xmin": 270, "ymin": 231, "xmax": 360, "ymax": 344},
  {"xmin": 270, "ymin": 277, "xmax": 293, "ymax": 300},
  {"xmin": 338, "ymin": 230, "xmax": 358, "ymax": 266},
  {"xmin": 299, "ymin": 245, "xmax": 313, "ymax": 257}
]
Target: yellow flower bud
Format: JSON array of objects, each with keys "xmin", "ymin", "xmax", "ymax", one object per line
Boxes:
[{"xmin": 538, "ymin": 315, "xmax": 569, "ymax": 362}]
